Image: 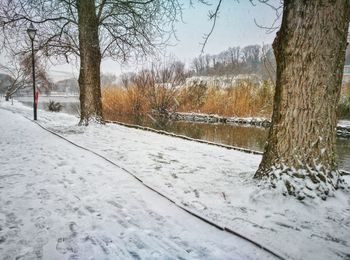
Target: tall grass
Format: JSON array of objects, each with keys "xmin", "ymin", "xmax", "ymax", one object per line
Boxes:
[
  {"xmin": 102, "ymin": 79, "xmax": 275, "ymax": 119},
  {"xmin": 103, "ymin": 77, "xmax": 350, "ymax": 120},
  {"xmin": 177, "ymin": 80, "xmax": 274, "ymax": 117}
]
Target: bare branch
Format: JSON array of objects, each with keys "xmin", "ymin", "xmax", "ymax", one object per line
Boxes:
[
  {"xmin": 251, "ymin": 0, "xmax": 283, "ymax": 34},
  {"xmin": 0, "ymin": 0, "xmax": 182, "ymax": 67},
  {"xmin": 200, "ymin": 0, "xmax": 223, "ymax": 54}
]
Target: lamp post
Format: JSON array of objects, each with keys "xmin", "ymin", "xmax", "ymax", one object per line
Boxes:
[{"xmin": 27, "ymin": 22, "xmax": 37, "ymax": 120}]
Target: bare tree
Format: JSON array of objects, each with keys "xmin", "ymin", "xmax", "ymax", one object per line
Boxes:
[
  {"xmin": 201, "ymin": 0, "xmax": 350, "ymax": 199},
  {"xmin": 126, "ymin": 60, "xmax": 186, "ymax": 116},
  {"xmin": 192, "ymin": 56, "xmax": 205, "ymax": 75},
  {"xmin": 0, "ymin": 54, "xmax": 52, "ymax": 100},
  {"xmin": 0, "ymin": 0, "xmax": 182, "ymax": 125},
  {"xmin": 241, "ymin": 45, "xmax": 260, "ymax": 72},
  {"xmin": 254, "ymin": 1, "xmax": 350, "ymax": 200},
  {"xmin": 191, "ymin": 43, "xmax": 273, "ymax": 77},
  {"xmin": 147, "ymin": 61, "xmax": 186, "ymax": 115},
  {"xmin": 0, "ymin": 59, "xmax": 28, "ymax": 101}
]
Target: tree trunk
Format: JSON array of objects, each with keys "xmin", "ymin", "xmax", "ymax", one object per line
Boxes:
[
  {"xmin": 77, "ymin": 0, "xmax": 103, "ymax": 125},
  {"xmin": 255, "ymin": 0, "xmax": 350, "ymax": 199},
  {"xmin": 5, "ymin": 90, "xmax": 10, "ymax": 101}
]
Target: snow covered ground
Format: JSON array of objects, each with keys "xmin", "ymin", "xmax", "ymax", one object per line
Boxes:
[
  {"xmin": 0, "ymin": 107, "xmax": 272, "ymax": 259},
  {"xmin": 1, "ymin": 100, "xmax": 350, "ymax": 259}
]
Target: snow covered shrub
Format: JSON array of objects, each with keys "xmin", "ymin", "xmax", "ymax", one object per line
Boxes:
[{"xmin": 47, "ymin": 100, "xmax": 63, "ymax": 112}]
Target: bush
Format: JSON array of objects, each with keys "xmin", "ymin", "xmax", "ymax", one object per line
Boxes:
[{"xmin": 47, "ymin": 100, "xmax": 63, "ymax": 112}]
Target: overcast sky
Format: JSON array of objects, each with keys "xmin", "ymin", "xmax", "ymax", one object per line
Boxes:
[{"xmin": 2, "ymin": 1, "xmax": 281, "ymax": 81}]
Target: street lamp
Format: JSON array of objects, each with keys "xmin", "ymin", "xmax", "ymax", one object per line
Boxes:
[{"xmin": 27, "ymin": 22, "xmax": 37, "ymax": 120}]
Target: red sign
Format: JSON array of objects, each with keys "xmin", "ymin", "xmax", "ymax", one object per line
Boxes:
[{"xmin": 35, "ymin": 91, "xmax": 39, "ymax": 107}]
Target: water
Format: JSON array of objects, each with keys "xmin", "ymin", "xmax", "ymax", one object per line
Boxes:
[
  {"xmin": 17, "ymin": 97, "xmax": 350, "ymax": 172},
  {"xmin": 335, "ymin": 138, "xmax": 350, "ymax": 172},
  {"xmin": 16, "ymin": 96, "xmax": 80, "ymax": 115}
]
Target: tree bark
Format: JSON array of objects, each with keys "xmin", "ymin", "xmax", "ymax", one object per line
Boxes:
[
  {"xmin": 255, "ymin": 0, "xmax": 350, "ymax": 199},
  {"xmin": 77, "ymin": 0, "xmax": 103, "ymax": 125}
]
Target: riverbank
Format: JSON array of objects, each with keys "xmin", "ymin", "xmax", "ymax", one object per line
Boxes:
[
  {"xmin": 170, "ymin": 112, "xmax": 350, "ymax": 137},
  {"xmin": 1, "ymin": 99, "xmax": 350, "ymax": 259},
  {"xmin": 13, "ymin": 95, "xmax": 350, "ymax": 137}
]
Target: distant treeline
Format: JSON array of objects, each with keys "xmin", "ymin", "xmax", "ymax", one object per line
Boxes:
[
  {"xmin": 190, "ymin": 42, "xmax": 350, "ymax": 80},
  {"xmin": 190, "ymin": 44, "xmax": 275, "ymax": 80}
]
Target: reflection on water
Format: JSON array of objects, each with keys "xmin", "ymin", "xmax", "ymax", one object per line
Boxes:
[
  {"xmin": 17, "ymin": 99, "xmax": 350, "ymax": 172},
  {"xmin": 335, "ymin": 138, "xmax": 350, "ymax": 172}
]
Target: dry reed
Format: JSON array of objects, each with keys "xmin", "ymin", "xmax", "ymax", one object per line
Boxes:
[{"xmin": 102, "ymin": 79, "xmax": 275, "ymax": 119}]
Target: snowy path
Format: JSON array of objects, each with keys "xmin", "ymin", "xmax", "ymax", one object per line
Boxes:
[
  {"xmin": 1, "ymin": 101, "xmax": 350, "ymax": 259},
  {"xmin": 0, "ymin": 108, "xmax": 273, "ymax": 259}
]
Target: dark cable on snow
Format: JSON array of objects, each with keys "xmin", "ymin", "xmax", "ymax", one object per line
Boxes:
[
  {"xmin": 25, "ymin": 117, "xmax": 287, "ymax": 260},
  {"xmin": 0, "ymin": 107, "xmax": 346, "ymax": 258}
]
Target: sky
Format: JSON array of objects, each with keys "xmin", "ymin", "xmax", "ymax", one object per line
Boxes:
[
  {"xmin": 169, "ymin": 1, "xmax": 278, "ymax": 60},
  {"xmin": 2, "ymin": 1, "xmax": 281, "ymax": 81}
]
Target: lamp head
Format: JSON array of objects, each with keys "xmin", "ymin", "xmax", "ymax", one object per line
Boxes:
[{"xmin": 27, "ymin": 22, "xmax": 37, "ymax": 41}]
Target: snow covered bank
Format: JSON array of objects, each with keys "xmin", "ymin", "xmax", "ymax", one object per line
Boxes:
[
  {"xmin": 0, "ymin": 108, "xmax": 272, "ymax": 259},
  {"xmin": 1, "ymin": 100, "xmax": 350, "ymax": 259},
  {"xmin": 170, "ymin": 112, "xmax": 271, "ymax": 126}
]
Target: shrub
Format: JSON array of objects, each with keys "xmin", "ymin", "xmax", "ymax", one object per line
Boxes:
[{"xmin": 47, "ymin": 100, "xmax": 63, "ymax": 112}]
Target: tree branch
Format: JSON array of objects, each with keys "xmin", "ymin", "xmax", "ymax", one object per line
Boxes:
[{"xmin": 200, "ymin": 0, "xmax": 223, "ymax": 54}]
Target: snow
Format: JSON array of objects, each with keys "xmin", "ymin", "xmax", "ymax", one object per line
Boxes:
[
  {"xmin": 0, "ymin": 106, "xmax": 270, "ymax": 259},
  {"xmin": 171, "ymin": 112, "xmax": 270, "ymax": 126},
  {"xmin": 1, "ymin": 99, "xmax": 350, "ymax": 259},
  {"xmin": 339, "ymin": 120, "xmax": 350, "ymax": 128},
  {"xmin": 184, "ymin": 75, "xmax": 262, "ymax": 89}
]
